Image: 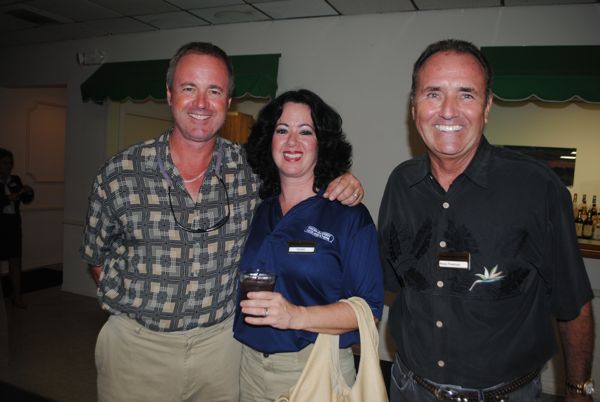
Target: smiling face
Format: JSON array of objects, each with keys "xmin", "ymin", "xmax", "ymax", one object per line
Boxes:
[
  {"xmin": 271, "ymin": 102, "xmax": 318, "ymax": 184},
  {"xmin": 411, "ymin": 51, "xmax": 493, "ymax": 166},
  {"xmin": 166, "ymin": 53, "xmax": 231, "ymax": 145}
]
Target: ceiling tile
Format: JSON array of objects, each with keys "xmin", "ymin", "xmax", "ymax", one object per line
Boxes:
[
  {"xmin": 136, "ymin": 11, "xmax": 209, "ymax": 29},
  {"xmin": 0, "ymin": 28, "xmax": 50, "ymax": 47},
  {"xmin": 27, "ymin": 0, "xmax": 121, "ymax": 21},
  {"xmin": 190, "ymin": 5, "xmax": 269, "ymax": 24},
  {"xmin": 504, "ymin": 0, "xmax": 595, "ymax": 5},
  {"xmin": 0, "ymin": 12, "xmax": 38, "ymax": 30},
  {"xmin": 0, "ymin": 21, "xmax": 97, "ymax": 46},
  {"xmin": 253, "ymin": 0, "xmax": 338, "ymax": 19},
  {"xmin": 0, "ymin": 0, "xmax": 593, "ymax": 49},
  {"xmin": 89, "ymin": 0, "xmax": 179, "ymax": 15},
  {"xmin": 327, "ymin": 0, "xmax": 415, "ymax": 15},
  {"xmin": 169, "ymin": 0, "xmax": 245, "ymax": 9},
  {"xmin": 40, "ymin": 21, "xmax": 99, "ymax": 41},
  {"xmin": 0, "ymin": 3, "xmax": 74, "ymax": 23},
  {"xmin": 82, "ymin": 17, "xmax": 155, "ymax": 35},
  {"xmin": 247, "ymin": 0, "xmax": 289, "ymax": 3},
  {"xmin": 67, "ymin": 20, "xmax": 115, "ymax": 37},
  {"xmin": 413, "ymin": 0, "xmax": 500, "ymax": 10}
]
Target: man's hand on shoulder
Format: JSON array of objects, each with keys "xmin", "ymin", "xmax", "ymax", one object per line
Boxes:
[{"xmin": 323, "ymin": 172, "xmax": 364, "ymax": 206}]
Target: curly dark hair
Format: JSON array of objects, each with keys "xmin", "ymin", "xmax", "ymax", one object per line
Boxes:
[{"xmin": 244, "ymin": 89, "xmax": 352, "ymax": 199}]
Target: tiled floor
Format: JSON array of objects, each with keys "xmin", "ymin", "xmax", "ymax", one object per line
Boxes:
[
  {"xmin": 0, "ymin": 286, "xmax": 107, "ymax": 402},
  {"xmin": 0, "ymin": 284, "xmax": 566, "ymax": 402}
]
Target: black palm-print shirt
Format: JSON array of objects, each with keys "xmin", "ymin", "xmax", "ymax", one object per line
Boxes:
[{"xmin": 378, "ymin": 137, "xmax": 592, "ymax": 388}]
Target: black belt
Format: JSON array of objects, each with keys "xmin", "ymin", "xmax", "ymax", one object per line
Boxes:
[{"xmin": 413, "ymin": 370, "xmax": 540, "ymax": 402}]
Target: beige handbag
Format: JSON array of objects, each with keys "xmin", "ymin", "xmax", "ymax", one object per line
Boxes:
[{"xmin": 276, "ymin": 297, "xmax": 389, "ymax": 402}]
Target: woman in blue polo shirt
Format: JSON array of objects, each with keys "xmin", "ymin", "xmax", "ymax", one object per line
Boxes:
[{"xmin": 233, "ymin": 89, "xmax": 384, "ymax": 402}]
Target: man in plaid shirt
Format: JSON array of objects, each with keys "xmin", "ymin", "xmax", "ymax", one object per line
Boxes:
[{"xmin": 81, "ymin": 42, "xmax": 364, "ymax": 402}]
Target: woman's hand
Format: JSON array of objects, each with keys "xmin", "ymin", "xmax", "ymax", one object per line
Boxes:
[
  {"xmin": 241, "ymin": 291, "xmax": 302, "ymax": 330},
  {"xmin": 241, "ymin": 293, "xmax": 359, "ymax": 335}
]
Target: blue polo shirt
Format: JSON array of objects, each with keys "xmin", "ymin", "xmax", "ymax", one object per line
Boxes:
[{"xmin": 233, "ymin": 192, "xmax": 384, "ymax": 354}]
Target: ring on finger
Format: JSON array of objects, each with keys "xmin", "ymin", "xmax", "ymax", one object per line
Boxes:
[
  {"xmin": 353, "ymin": 192, "xmax": 359, "ymax": 198},
  {"xmin": 263, "ymin": 307, "xmax": 269, "ymax": 317}
]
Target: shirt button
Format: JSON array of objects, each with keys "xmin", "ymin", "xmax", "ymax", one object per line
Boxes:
[
  {"xmin": 439, "ymin": 240, "xmax": 447, "ymax": 248},
  {"xmin": 436, "ymin": 321, "xmax": 443, "ymax": 328},
  {"xmin": 442, "ymin": 202, "xmax": 450, "ymax": 209},
  {"xmin": 438, "ymin": 360, "xmax": 445, "ymax": 368},
  {"xmin": 437, "ymin": 281, "xmax": 444, "ymax": 288}
]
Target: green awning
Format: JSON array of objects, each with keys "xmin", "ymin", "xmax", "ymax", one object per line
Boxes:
[
  {"xmin": 481, "ymin": 46, "xmax": 600, "ymax": 103},
  {"xmin": 81, "ymin": 54, "xmax": 280, "ymax": 103}
]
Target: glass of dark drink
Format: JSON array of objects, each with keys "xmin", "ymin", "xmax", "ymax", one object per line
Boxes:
[{"xmin": 240, "ymin": 269, "xmax": 276, "ymax": 301}]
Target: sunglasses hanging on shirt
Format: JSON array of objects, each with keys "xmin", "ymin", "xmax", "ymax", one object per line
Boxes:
[{"xmin": 156, "ymin": 140, "xmax": 230, "ymax": 233}]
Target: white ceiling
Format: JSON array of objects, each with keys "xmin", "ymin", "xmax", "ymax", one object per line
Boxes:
[{"xmin": 0, "ymin": 0, "xmax": 597, "ymax": 49}]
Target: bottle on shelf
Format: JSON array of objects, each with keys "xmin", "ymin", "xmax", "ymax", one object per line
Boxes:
[
  {"xmin": 590, "ymin": 195, "xmax": 597, "ymax": 225},
  {"xmin": 572, "ymin": 192, "xmax": 579, "ymax": 219},
  {"xmin": 575, "ymin": 209, "xmax": 584, "ymax": 238},
  {"xmin": 593, "ymin": 213, "xmax": 600, "ymax": 241},
  {"xmin": 583, "ymin": 210, "xmax": 594, "ymax": 239},
  {"xmin": 580, "ymin": 194, "xmax": 588, "ymax": 222}
]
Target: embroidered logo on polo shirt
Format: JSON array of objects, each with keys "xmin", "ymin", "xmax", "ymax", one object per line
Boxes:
[
  {"xmin": 304, "ymin": 225, "xmax": 334, "ymax": 243},
  {"xmin": 469, "ymin": 265, "xmax": 505, "ymax": 291}
]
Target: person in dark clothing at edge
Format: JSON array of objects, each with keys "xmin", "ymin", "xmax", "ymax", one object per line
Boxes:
[
  {"xmin": 378, "ymin": 39, "xmax": 594, "ymax": 402},
  {"xmin": 0, "ymin": 147, "xmax": 34, "ymax": 309}
]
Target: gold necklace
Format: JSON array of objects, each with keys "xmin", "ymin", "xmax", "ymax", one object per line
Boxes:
[{"xmin": 182, "ymin": 169, "xmax": 207, "ymax": 183}]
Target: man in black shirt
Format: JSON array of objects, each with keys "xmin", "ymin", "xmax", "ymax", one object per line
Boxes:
[{"xmin": 379, "ymin": 39, "xmax": 594, "ymax": 402}]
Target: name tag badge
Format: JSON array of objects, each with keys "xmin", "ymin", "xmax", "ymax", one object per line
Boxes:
[
  {"xmin": 288, "ymin": 241, "xmax": 316, "ymax": 254},
  {"xmin": 438, "ymin": 251, "xmax": 470, "ymax": 270}
]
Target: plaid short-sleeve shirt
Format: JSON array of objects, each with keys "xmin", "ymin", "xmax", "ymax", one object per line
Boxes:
[{"xmin": 81, "ymin": 132, "xmax": 259, "ymax": 331}]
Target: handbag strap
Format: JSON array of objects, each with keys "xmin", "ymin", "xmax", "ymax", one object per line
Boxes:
[
  {"xmin": 339, "ymin": 297, "xmax": 379, "ymax": 354},
  {"xmin": 276, "ymin": 297, "xmax": 388, "ymax": 402},
  {"xmin": 340, "ymin": 297, "xmax": 388, "ymax": 401},
  {"xmin": 309, "ymin": 297, "xmax": 378, "ymax": 380}
]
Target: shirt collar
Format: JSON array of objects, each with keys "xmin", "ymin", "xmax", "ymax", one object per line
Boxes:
[
  {"xmin": 462, "ymin": 136, "xmax": 492, "ymax": 189},
  {"xmin": 156, "ymin": 129, "xmax": 223, "ymax": 179},
  {"xmin": 405, "ymin": 153, "xmax": 431, "ymax": 188},
  {"xmin": 406, "ymin": 136, "xmax": 492, "ymax": 189}
]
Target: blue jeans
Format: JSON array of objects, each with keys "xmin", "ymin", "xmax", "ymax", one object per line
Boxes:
[{"xmin": 389, "ymin": 355, "xmax": 541, "ymax": 402}]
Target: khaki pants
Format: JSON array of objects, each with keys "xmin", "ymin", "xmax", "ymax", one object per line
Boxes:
[
  {"xmin": 240, "ymin": 343, "xmax": 356, "ymax": 402},
  {"xmin": 96, "ymin": 314, "xmax": 241, "ymax": 402}
]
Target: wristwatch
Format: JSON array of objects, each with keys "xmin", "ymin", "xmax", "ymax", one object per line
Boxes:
[{"xmin": 566, "ymin": 379, "xmax": 595, "ymax": 395}]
